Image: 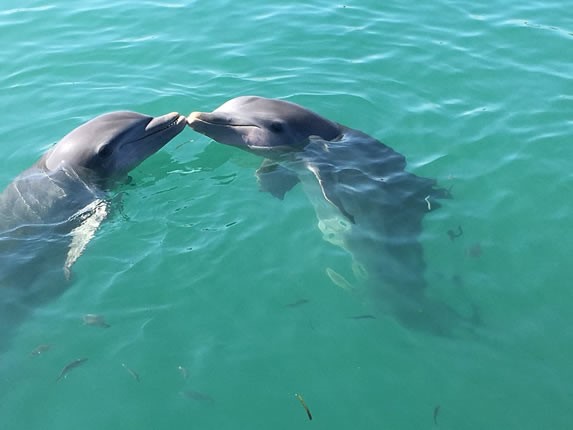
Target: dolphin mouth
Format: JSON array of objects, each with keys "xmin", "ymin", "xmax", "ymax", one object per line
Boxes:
[{"xmin": 145, "ymin": 112, "xmax": 187, "ymax": 137}]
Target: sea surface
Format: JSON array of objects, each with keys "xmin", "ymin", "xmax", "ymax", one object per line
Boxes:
[{"xmin": 1, "ymin": 1, "xmax": 572, "ymax": 429}]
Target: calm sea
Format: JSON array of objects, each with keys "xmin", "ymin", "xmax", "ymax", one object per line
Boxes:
[{"xmin": 1, "ymin": 1, "xmax": 571, "ymax": 429}]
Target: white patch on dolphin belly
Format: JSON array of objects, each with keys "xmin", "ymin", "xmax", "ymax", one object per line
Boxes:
[
  {"xmin": 317, "ymin": 216, "xmax": 351, "ymax": 247},
  {"xmin": 294, "ymin": 164, "xmax": 352, "ymax": 249},
  {"xmin": 64, "ymin": 199, "xmax": 109, "ymax": 279}
]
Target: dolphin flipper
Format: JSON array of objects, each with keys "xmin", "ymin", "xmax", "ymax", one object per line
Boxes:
[{"xmin": 255, "ymin": 159, "xmax": 300, "ymax": 200}]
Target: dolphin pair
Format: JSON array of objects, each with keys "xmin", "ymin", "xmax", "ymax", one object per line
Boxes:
[
  {"xmin": 187, "ymin": 96, "xmax": 475, "ymax": 335},
  {"xmin": 1, "ymin": 96, "xmax": 471, "ymax": 341},
  {"xmin": 0, "ymin": 110, "xmax": 186, "ymax": 347}
]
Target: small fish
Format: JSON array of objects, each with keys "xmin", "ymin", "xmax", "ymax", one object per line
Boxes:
[
  {"xmin": 349, "ymin": 314, "xmax": 376, "ymax": 320},
  {"xmin": 466, "ymin": 243, "xmax": 482, "ymax": 258},
  {"xmin": 82, "ymin": 314, "xmax": 110, "ymax": 328},
  {"xmin": 295, "ymin": 393, "xmax": 313, "ymax": 421},
  {"xmin": 351, "ymin": 261, "xmax": 368, "ymax": 281},
  {"xmin": 180, "ymin": 389, "xmax": 213, "ymax": 402},
  {"xmin": 447, "ymin": 225, "xmax": 463, "ymax": 241},
  {"xmin": 175, "ymin": 139, "xmax": 192, "ymax": 150},
  {"xmin": 285, "ymin": 299, "xmax": 309, "ymax": 308},
  {"xmin": 433, "ymin": 405, "xmax": 441, "ymax": 425},
  {"xmin": 177, "ymin": 365, "xmax": 188, "ymax": 380},
  {"xmin": 326, "ymin": 267, "xmax": 354, "ymax": 291},
  {"xmin": 122, "ymin": 363, "xmax": 140, "ymax": 382},
  {"xmin": 30, "ymin": 344, "xmax": 51, "ymax": 357},
  {"xmin": 56, "ymin": 358, "xmax": 88, "ymax": 382},
  {"xmin": 451, "ymin": 274, "xmax": 464, "ymax": 288}
]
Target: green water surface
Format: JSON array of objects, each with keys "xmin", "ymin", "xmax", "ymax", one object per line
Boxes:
[{"xmin": 1, "ymin": 1, "xmax": 572, "ymax": 429}]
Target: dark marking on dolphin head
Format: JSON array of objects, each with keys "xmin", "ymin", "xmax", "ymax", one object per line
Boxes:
[
  {"xmin": 43, "ymin": 111, "xmax": 186, "ymax": 186},
  {"xmin": 187, "ymin": 96, "xmax": 341, "ymax": 156}
]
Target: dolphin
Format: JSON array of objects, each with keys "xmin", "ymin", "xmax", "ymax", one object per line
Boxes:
[
  {"xmin": 0, "ymin": 110, "xmax": 186, "ymax": 347},
  {"xmin": 187, "ymin": 96, "xmax": 476, "ymax": 335}
]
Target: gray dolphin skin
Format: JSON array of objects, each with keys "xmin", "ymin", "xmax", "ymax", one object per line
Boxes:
[
  {"xmin": 187, "ymin": 96, "xmax": 475, "ymax": 335},
  {"xmin": 0, "ymin": 110, "xmax": 186, "ymax": 347}
]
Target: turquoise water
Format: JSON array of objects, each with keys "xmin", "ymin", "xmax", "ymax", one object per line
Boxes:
[{"xmin": 1, "ymin": 0, "xmax": 572, "ymax": 428}]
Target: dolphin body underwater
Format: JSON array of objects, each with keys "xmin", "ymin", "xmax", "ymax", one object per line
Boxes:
[
  {"xmin": 187, "ymin": 96, "xmax": 476, "ymax": 335},
  {"xmin": 0, "ymin": 111, "xmax": 186, "ymax": 348}
]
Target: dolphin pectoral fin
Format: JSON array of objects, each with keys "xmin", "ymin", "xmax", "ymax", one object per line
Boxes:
[
  {"xmin": 64, "ymin": 199, "xmax": 109, "ymax": 280},
  {"xmin": 307, "ymin": 164, "xmax": 355, "ymax": 224},
  {"xmin": 255, "ymin": 159, "xmax": 300, "ymax": 200}
]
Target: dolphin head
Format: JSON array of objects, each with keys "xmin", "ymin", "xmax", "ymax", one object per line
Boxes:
[
  {"xmin": 187, "ymin": 96, "xmax": 341, "ymax": 156},
  {"xmin": 43, "ymin": 111, "xmax": 186, "ymax": 186}
]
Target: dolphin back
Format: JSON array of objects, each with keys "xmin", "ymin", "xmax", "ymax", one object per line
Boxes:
[
  {"xmin": 306, "ymin": 130, "xmax": 443, "ymax": 284},
  {"xmin": 300, "ymin": 130, "xmax": 475, "ymax": 336}
]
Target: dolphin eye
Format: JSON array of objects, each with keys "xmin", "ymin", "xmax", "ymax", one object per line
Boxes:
[
  {"xmin": 270, "ymin": 121, "xmax": 284, "ymax": 133},
  {"xmin": 97, "ymin": 145, "xmax": 113, "ymax": 158}
]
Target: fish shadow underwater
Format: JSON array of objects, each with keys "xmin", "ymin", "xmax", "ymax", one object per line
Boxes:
[{"xmin": 187, "ymin": 96, "xmax": 479, "ymax": 337}]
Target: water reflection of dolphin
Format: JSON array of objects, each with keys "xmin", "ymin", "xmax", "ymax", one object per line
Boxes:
[
  {"xmin": 187, "ymin": 96, "xmax": 476, "ymax": 335},
  {"xmin": 0, "ymin": 111, "xmax": 186, "ymax": 348}
]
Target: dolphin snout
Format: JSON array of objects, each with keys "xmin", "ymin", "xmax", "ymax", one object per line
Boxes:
[
  {"xmin": 186, "ymin": 111, "xmax": 226, "ymax": 129},
  {"xmin": 186, "ymin": 112, "xmax": 202, "ymax": 124},
  {"xmin": 187, "ymin": 112, "xmax": 256, "ymax": 131},
  {"xmin": 186, "ymin": 112, "xmax": 208, "ymax": 132}
]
